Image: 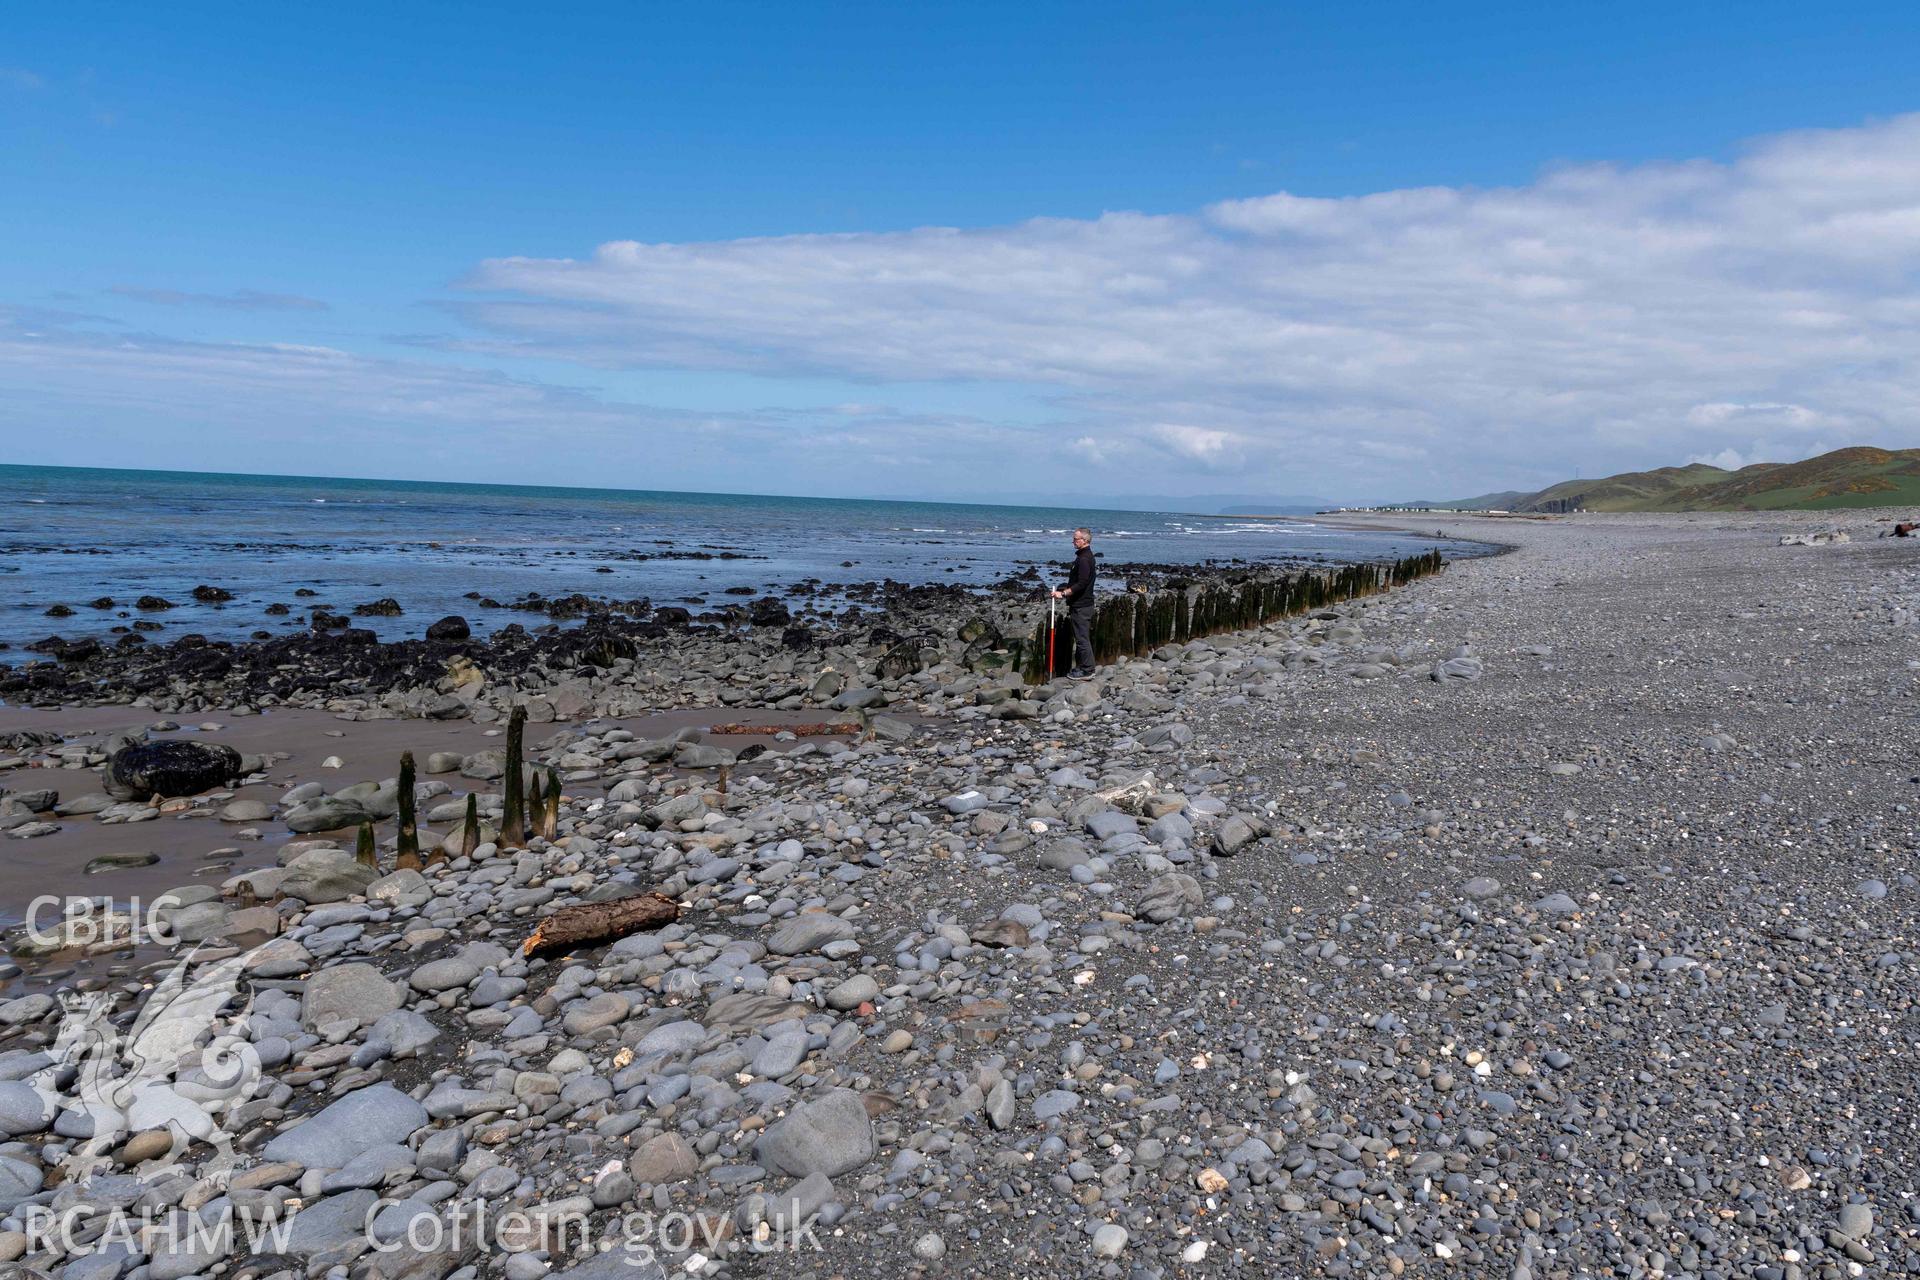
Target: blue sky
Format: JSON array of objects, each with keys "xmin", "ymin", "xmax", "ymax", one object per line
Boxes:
[{"xmin": 5, "ymin": 2, "xmax": 1920, "ymax": 502}]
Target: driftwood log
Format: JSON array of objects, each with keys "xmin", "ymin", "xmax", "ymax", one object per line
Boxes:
[
  {"xmin": 521, "ymin": 892, "xmax": 680, "ymax": 957},
  {"xmin": 706, "ymin": 722, "xmax": 858, "ymax": 736}
]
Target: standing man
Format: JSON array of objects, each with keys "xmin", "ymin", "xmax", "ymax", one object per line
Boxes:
[{"xmin": 1052, "ymin": 527, "xmax": 1096, "ymax": 680}]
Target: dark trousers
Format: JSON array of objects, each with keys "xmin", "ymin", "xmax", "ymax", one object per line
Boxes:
[{"xmin": 1069, "ymin": 605, "xmax": 1094, "ymax": 673}]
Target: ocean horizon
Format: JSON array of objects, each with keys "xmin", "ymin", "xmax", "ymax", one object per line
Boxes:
[{"xmin": 1, "ymin": 463, "xmax": 1474, "ymax": 654}]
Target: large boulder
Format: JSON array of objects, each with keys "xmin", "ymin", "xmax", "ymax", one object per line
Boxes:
[
  {"xmin": 1137, "ymin": 873, "xmax": 1203, "ymax": 923},
  {"xmin": 2, "ymin": 788, "xmax": 57, "ymax": 814},
  {"xmin": 279, "ymin": 1189, "xmax": 384, "ymax": 1256},
  {"xmin": 672, "ymin": 742, "xmax": 736, "ymax": 769},
  {"xmin": 104, "ymin": 740, "xmax": 243, "ymax": 800},
  {"xmin": 1431, "ymin": 655, "xmax": 1484, "ymax": 682},
  {"xmin": 284, "ymin": 796, "xmax": 374, "ymax": 834},
  {"xmin": 1211, "ymin": 813, "xmax": 1263, "ymax": 856},
  {"xmin": 262, "ymin": 1084, "xmax": 427, "ymax": 1170},
  {"xmin": 0, "ymin": 1080, "xmax": 52, "ymax": 1136},
  {"xmin": 302, "ymin": 962, "xmax": 402, "ymax": 1031},
  {"xmin": 628, "ymin": 1133, "xmax": 699, "ymax": 1185},
  {"xmin": 460, "ymin": 751, "xmax": 505, "ymax": 781},
  {"xmin": 333, "ymin": 780, "xmax": 399, "ymax": 820},
  {"xmin": 0, "ymin": 1154, "xmax": 44, "ymax": 1214},
  {"xmin": 755, "ymin": 1088, "xmax": 875, "ymax": 1177},
  {"xmin": 279, "ymin": 848, "xmax": 379, "ymax": 904},
  {"xmin": 767, "ymin": 912, "xmax": 855, "ymax": 955}
]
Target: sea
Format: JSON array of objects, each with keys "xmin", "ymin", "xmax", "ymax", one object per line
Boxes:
[{"xmin": 0, "ymin": 465, "xmax": 1480, "ymax": 655}]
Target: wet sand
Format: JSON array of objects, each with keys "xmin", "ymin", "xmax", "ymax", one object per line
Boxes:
[{"xmin": 0, "ymin": 703, "xmax": 858, "ymax": 946}]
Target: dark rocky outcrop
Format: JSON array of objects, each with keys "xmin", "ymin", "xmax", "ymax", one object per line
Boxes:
[
  {"xmin": 561, "ymin": 622, "xmax": 637, "ymax": 669},
  {"xmin": 24, "ymin": 635, "xmax": 102, "ymax": 662},
  {"xmin": 105, "ymin": 739, "xmax": 244, "ymax": 800},
  {"xmin": 0, "ymin": 559, "xmax": 1344, "ymax": 712},
  {"xmin": 749, "ymin": 597, "xmax": 792, "ymax": 627}
]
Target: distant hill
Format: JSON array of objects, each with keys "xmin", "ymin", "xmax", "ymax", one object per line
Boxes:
[
  {"xmin": 1401, "ymin": 489, "xmax": 1532, "ymax": 511},
  {"xmin": 1436, "ymin": 446, "xmax": 1920, "ymax": 513}
]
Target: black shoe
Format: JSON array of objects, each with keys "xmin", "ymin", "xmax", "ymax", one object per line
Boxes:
[{"xmin": 1070, "ymin": 668, "xmax": 1095, "ymax": 681}]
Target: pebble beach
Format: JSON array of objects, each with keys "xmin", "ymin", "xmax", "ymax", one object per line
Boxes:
[{"xmin": 1, "ymin": 509, "xmax": 1917, "ymax": 1280}]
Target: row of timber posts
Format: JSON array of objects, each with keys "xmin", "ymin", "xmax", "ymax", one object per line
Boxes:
[
  {"xmin": 1021, "ymin": 549, "xmax": 1444, "ymax": 683},
  {"xmin": 351, "ymin": 702, "xmax": 566, "ymax": 874}
]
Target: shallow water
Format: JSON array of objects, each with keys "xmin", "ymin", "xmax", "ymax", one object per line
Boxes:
[{"xmin": 1, "ymin": 465, "xmax": 1477, "ymax": 653}]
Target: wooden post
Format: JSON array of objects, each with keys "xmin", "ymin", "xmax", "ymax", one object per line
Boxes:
[
  {"xmin": 457, "ymin": 792, "xmax": 480, "ymax": 857},
  {"xmin": 543, "ymin": 767, "xmax": 562, "ymax": 839},
  {"xmin": 395, "ymin": 751, "xmax": 422, "ymax": 871},
  {"xmin": 501, "ymin": 704, "xmax": 527, "ymax": 848}
]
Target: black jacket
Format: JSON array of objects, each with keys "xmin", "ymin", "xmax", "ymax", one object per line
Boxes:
[{"xmin": 1062, "ymin": 545, "xmax": 1095, "ymax": 609}]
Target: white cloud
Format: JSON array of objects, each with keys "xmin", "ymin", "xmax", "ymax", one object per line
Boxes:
[
  {"xmin": 14, "ymin": 114, "xmax": 1920, "ymax": 499},
  {"xmin": 1683, "ymin": 401, "xmax": 1832, "ymax": 430},
  {"xmin": 1690, "ymin": 447, "xmax": 1754, "ymax": 471},
  {"xmin": 452, "ymin": 114, "xmax": 1920, "ymax": 495},
  {"xmin": 1068, "ymin": 435, "xmax": 1105, "ymax": 465},
  {"xmin": 1153, "ymin": 424, "xmax": 1243, "ymax": 466}
]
